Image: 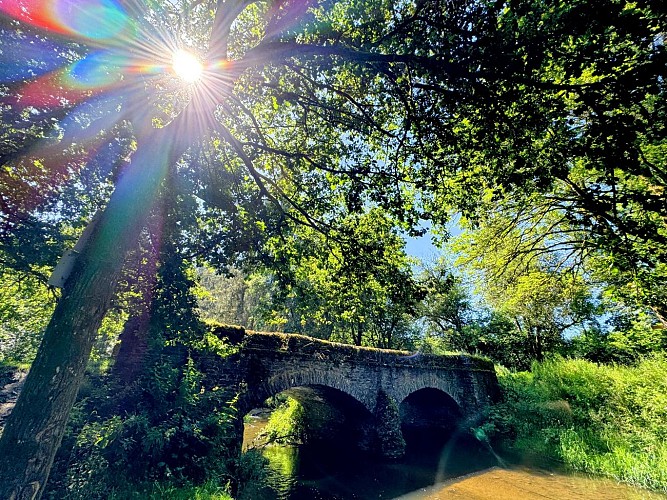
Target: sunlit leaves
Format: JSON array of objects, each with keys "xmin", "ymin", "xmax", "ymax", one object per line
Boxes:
[{"xmin": 254, "ymin": 208, "xmax": 421, "ymax": 348}]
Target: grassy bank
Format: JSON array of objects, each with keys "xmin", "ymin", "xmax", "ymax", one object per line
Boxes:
[{"xmin": 486, "ymin": 356, "xmax": 667, "ymax": 492}]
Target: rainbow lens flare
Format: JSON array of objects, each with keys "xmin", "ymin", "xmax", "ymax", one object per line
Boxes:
[{"xmin": 0, "ymin": 0, "xmax": 130, "ymax": 41}]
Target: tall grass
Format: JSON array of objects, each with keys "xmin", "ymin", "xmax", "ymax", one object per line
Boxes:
[{"xmin": 488, "ymin": 355, "xmax": 667, "ymax": 492}]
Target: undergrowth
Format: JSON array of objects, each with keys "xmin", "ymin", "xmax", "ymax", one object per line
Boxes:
[
  {"xmin": 108, "ymin": 480, "xmax": 233, "ymax": 499},
  {"xmin": 259, "ymin": 396, "xmax": 307, "ymax": 445},
  {"xmin": 485, "ymin": 355, "xmax": 667, "ymax": 492}
]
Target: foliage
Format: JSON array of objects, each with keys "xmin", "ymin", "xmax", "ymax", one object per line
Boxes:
[
  {"xmin": 0, "ymin": 270, "xmax": 55, "ymax": 365},
  {"xmin": 417, "ymin": 258, "xmax": 574, "ymax": 370},
  {"xmin": 46, "ymin": 215, "xmax": 243, "ymax": 498},
  {"xmin": 197, "ymin": 267, "xmax": 271, "ymax": 330},
  {"xmin": 45, "ymin": 355, "xmax": 239, "ymax": 499},
  {"xmin": 486, "ymin": 357, "xmax": 667, "ymax": 491},
  {"xmin": 418, "ymin": 262, "xmax": 479, "ymax": 349},
  {"xmin": 605, "ymin": 309, "xmax": 667, "ymax": 362},
  {"xmin": 232, "ymin": 209, "xmax": 424, "ymax": 349},
  {"xmin": 423, "ymin": 0, "xmax": 667, "ymax": 321},
  {"xmin": 259, "ymin": 397, "xmax": 307, "ymax": 446},
  {"xmin": 1, "ymin": 0, "xmax": 666, "ymax": 493},
  {"xmin": 453, "ymin": 220, "xmax": 603, "ymax": 361},
  {"xmin": 107, "ymin": 479, "xmax": 233, "ymax": 499},
  {"xmin": 568, "ymin": 310, "xmax": 667, "ymax": 364}
]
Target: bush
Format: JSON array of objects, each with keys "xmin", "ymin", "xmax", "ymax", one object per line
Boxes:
[
  {"xmin": 486, "ymin": 356, "xmax": 667, "ymax": 492},
  {"xmin": 108, "ymin": 479, "xmax": 233, "ymax": 499},
  {"xmin": 259, "ymin": 397, "xmax": 307, "ymax": 445},
  {"xmin": 46, "ymin": 355, "xmax": 239, "ymax": 499}
]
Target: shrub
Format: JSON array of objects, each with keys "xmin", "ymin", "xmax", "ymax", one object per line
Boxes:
[
  {"xmin": 46, "ymin": 355, "xmax": 239, "ymax": 499},
  {"xmin": 259, "ymin": 397, "xmax": 307, "ymax": 445}
]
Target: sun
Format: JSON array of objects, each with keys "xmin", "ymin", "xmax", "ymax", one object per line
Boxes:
[{"xmin": 172, "ymin": 49, "xmax": 203, "ymax": 83}]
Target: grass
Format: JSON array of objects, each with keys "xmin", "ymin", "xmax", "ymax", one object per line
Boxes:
[
  {"xmin": 487, "ymin": 355, "xmax": 667, "ymax": 492},
  {"xmin": 108, "ymin": 480, "xmax": 233, "ymax": 499}
]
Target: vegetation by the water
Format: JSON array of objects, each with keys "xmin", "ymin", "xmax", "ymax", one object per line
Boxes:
[
  {"xmin": 485, "ymin": 356, "xmax": 667, "ymax": 492},
  {"xmin": 258, "ymin": 396, "xmax": 308, "ymax": 446},
  {"xmin": 107, "ymin": 480, "xmax": 233, "ymax": 500}
]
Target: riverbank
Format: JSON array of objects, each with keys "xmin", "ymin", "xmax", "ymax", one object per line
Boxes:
[
  {"xmin": 486, "ymin": 357, "xmax": 667, "ymax": 492},
  {"xmin": 398, "ymin": 467, "xmax": 667, "ymax": 500}
]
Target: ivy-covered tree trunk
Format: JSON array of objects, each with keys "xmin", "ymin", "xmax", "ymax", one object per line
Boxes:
[
  {"xmin": 0, "ymin": 134, "xmax": 180, "ymax": 500},
  {"xmin": 113, "ymin": 313, "xmax": 151, "ymax": 384}
]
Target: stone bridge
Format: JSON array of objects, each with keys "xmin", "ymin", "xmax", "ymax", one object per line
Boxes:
[{"xmin": 198, "ymin": 328, "xmax": 499, "ymax": 458}]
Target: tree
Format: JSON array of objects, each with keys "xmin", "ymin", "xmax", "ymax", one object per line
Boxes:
[
  {"xmin": 419, "ymin": 0, "xmax": 667, "ymax": 322},
  {"xmin": 416, "ymin": 259, "xmax": 549, "ymax": 370},
  {"xmin": 0, "ymin": 270, "xmax": 55, "ymax": 365},
  {"xmin": 196, "ymin": 267, "xmax": 270, "ymax": 329},
  {"xmin": 453, "ymin": 216, "xmax": 602, "ymax": 363},
  {"xmin": 418, "ymin": 261, "xmax": 479, "ymax": 350},
  {"xmin": 253, "ymin": 208, "xmax": 422, "ymax": 348},
  {"xmin": 0, "ymin": 0, "xmax": 665, "ymax": 496}
]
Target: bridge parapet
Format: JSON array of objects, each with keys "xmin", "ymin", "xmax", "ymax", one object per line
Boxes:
[{"xmin": 238, "ymin": 330, "xmax": 495, "ymax": 372}]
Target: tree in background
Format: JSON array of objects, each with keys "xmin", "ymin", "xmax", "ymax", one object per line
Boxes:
[
  {"xmin": 196, "ymin": 267, "xmax": 269, "ymax": 330},
  {"xmin": 0, "ymin": 272, "xmax": 55, "ymax": 365},
  {"xmin": 231, "ymin": 208, "xmax": 423, "ymax": 349},
  {"xmin": 416, "ymin": 259, "xmax": 564, "ymax": 370},
  {"xmin": 452, "ymin": 213, "xmax": 601, "ymax": 360},
  {"xmin": 418, "ymin": 261, "xmax": 479, "ymax": 352}
]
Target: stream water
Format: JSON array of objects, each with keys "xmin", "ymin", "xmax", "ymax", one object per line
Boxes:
[{"xmin": 240, "ymin": 415, "xmax": 666, "ymax": 500}]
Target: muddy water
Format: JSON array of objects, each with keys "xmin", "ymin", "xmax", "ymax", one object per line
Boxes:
[
  {"xmin": 241, "ymin": 416, "xmax": 666, "ymax": 500},
  {"xmin": 243, "ymin": 412, "xmax": 271, "ymax": 451}
]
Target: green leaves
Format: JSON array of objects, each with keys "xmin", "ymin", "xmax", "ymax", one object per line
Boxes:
[{"xmin": 0, "ymin": 270, "xmax": 55, "ymax": 365}]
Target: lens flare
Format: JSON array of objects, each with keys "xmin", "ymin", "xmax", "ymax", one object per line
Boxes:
[
  {"xmin": 11, "ymin": 52, "xmax": 126, "ymax": 108},
  {"xmin": 55, "ymin": 0, "xmax": 129, "ymax": 40},
  {"xmin": 67, "ymin": 52, "xmax": 124, "ymax": 89},
  {"xmin": 0, "ymin": 0, "xmax": 130, "ymax": 41},
  {"xmin": 172, "ymin": 50, "xmax": 202, "ymax": 83}
]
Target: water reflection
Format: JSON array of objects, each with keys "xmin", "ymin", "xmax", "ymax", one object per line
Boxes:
[
  {"xmin": 239, "ymin": 426, "xmax": 495, "ymax": 500},
  {"xmin": 241, "ymin": 415, "xmax": 667, "ymax": 500}
]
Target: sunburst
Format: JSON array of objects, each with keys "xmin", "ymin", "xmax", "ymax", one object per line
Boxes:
[{"xmin": 172, "ymin": 49, "xmax": 203, "ymax": 84}]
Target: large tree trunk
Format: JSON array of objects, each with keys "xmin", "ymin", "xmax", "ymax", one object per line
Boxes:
[
  {"xmin": 0, "ymin": 7, "xmax": 232, "ymax": 490},
  {"xmin": 0, "ymin": 131, "xmax": 184, "ymax": 499}
]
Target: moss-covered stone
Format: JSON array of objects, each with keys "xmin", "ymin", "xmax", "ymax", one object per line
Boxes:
[
  {"xmin": 373, "ymin": 390, "xmax": 405, "ymax": 459},
  {"xmin": 207, "ymin": 321, "xmax": 246, "ymax": 344},
  {"xmin": 237, "ymin": 331, "xmax": 494, "ymax": 371}
]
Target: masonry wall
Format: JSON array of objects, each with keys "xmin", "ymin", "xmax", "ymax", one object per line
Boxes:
[{"xmin": 198, "ymin": 330, "xmax": 499, "ymax": 419}]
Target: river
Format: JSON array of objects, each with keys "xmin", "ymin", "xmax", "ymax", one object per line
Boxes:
[{"xmin": 240, "ymin": 415, "xmax": 666, "ymax": 500}]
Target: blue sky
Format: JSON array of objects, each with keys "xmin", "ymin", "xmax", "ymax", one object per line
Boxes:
[
  {"xmin": 403, "ymin": 216, "xmax": 463, "ymax": 262},
  {"xmin": 405, "ymin": 232, "xmax": 439, "ymax": 262}
]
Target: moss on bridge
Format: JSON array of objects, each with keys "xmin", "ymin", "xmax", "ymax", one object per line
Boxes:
[{"xmin": 207, "ymin": 322, "xmax": 494, "ymax": 372}]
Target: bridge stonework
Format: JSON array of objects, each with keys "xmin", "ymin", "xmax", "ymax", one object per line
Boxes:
[{"xmin": 198, "ymin": 329, "xmax": 499, "ymax": 458}]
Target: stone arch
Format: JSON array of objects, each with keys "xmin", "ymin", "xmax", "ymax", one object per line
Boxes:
[
  {"xmin": 240, "ymin": 379, "xmax": 375, "ymax": 452},
  {"xmin": 242, "ymin": 367, "xmax": 374, "ymax": 414},
  {"xmin": 389, "ymin": 371, "xmax": 468, "ymax": 410},
  {"xmin": 398, "ymin": 387, "xmax": 463, "ymax": 445}
]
